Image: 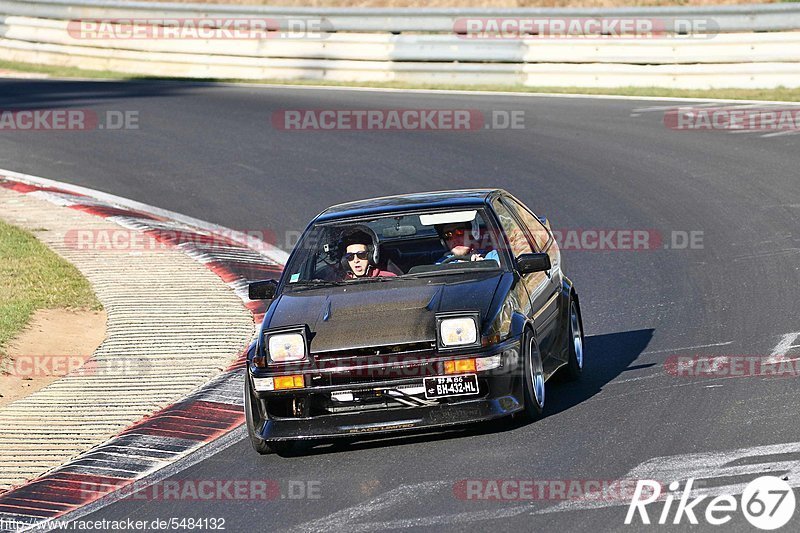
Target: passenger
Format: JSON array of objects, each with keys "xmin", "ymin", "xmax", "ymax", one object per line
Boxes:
[
  {"xmin": 436, "ymin": 222, "xmax": 499, "ymax": 264},
  {"xmin": 340, "ymin": 230, "xmax": 397, "ymax": 279}
]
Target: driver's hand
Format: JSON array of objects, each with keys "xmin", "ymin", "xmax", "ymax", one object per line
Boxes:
[{"xmin": 470, "ymin": 254, "xmax": 484, "ymax": 262}]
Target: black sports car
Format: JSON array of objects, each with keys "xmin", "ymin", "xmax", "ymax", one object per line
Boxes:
[{"xmin": 245, "ymin": 189, "xmax": 584, "ymax": 454}]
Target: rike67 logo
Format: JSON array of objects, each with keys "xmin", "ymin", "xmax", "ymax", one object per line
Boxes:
[{"xmin": 626, "ymin": 476, "xmax": 796, "ymax": 530}]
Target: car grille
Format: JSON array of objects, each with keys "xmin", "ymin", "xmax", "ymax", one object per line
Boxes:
[
  {"xmin": 325, "ymin": 359, "xmax": 442, "ymax": 385},
  {"xmin": 312, "ymin": 342, "xmax": 435, "ymax": 361}
]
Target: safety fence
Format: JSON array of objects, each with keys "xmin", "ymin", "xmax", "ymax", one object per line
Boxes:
[{"xmin": 1, "ymin": 1, "xmax": 799, "ymax": 88}]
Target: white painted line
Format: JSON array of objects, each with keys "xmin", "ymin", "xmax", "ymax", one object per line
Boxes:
[
  {"xmin": 631, "ymin": 102, "xmax": 721, "ymax": 112},
  {"xmin": 288, "ymin": 481, "xmax": 451, "ymax": 533},
  {"xmin": 761, "ymin": 129, "xmax": 800, "ymax": 138},
  {"xmin": 640, "ymin": 341, "xmax": 734, "ymax": 355},
  {"xmin": 303, "ymin": 505, "xmax": 530, "ymax": 532},
  {"xmin": 299, "ymin": 440, "xmax": 800, "ymax": 531},
  {"xmin": 597, "ymin": 375, "xmax": 746, "ymax": 402},
  {"xmin": 772, "ymin": 333, "xmax": 800, "ymax": 355},
  {"xmin": 767, "ymin": 332, "xmax": 800, "ymax": 363},
  {"xmin": 540, "ymin": 440, "xmax": 800, "ymax": 515},
  {"xmin": 609, "ymin": 373, "xmax": 662, "ymax": 385}
]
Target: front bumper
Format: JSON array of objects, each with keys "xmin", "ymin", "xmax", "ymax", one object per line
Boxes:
[{"xmin": 248, "ymin": 339, "xmax": 524, "ymax": 440}]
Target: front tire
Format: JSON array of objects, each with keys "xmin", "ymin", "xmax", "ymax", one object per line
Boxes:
[
  {"xmin": 521, "ymin": 330, "xmax": 546, "ymax": 421},
  {"xmin": 564, "ymin": 299, "xmax": 584, "ymax": 381},
  {"xmin": 244, "ymin": 375, "xmax": 292, "ymax": 455}
]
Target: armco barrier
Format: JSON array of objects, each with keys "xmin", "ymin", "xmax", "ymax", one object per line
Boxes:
[
  {"xmin": 1, "ymin": 1, "xmax": 799, "ymax": 88},
  {"xmin": 2, "ymin": 1, "xmax": 800, "ymax": 33}
]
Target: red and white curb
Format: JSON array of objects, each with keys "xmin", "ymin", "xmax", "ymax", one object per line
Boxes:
[{"xmin": 0, "ymin": 170, "xmax": 287, "ymax": 531}]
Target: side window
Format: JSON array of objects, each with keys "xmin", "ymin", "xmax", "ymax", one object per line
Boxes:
[
  {"xmin": 492, "ymin": 200, "xmax": 533, "ymax": 257},
  {"xmin": 505, "ymin": 198, "xmax": 551, "ymax": 252}
]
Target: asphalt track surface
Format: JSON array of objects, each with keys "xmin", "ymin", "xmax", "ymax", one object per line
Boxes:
[{"xmin": 1, "ymin": 80, "xmax": 799, "ymax": 532}]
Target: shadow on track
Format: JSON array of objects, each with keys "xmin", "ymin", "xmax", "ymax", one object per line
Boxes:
[
  {"xmin": 272, "ymin": 328, "xmax": 654, "ymax": 457},
  {"xmin": 0, "ymin": 79, "xmax": 219, "ymax": 110},
  {"xmin": 544, "ymin": 327, "xmax": 655, "ymax": 417}
]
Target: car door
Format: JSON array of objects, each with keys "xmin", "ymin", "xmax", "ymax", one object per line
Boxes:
[
  {"xmin": 500, "ymin": 196, "xmax": 563, "ymax": 367},
  {"xmin": 491, "ymin": 198, "xmax": 560, "ymax": 373}
]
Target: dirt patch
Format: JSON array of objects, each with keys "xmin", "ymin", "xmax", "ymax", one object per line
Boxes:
[{"xmin": 0, "ymin": 309, "xmax": 107, "ymax": 408}]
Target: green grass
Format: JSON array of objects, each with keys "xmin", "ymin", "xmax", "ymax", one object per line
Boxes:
[
  {"xmin": 2, "ymin": 58, "xmax": 800, "ymax": 101},
  {"xmin": 0, "ymin": 59, "xmax": 153, "ymax": 80},
  {"xmin": 0, "ymin": 220, "xmax": 101, "ymax": 356}
]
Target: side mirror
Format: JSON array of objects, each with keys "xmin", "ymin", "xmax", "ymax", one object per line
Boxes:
[
  {"xmin": 516, "ymin": 252, "xmax": 551, "ymax": 274},
  {"xmin": 249, "ymin": 279, "xmax": 278, "ymax": 300}
]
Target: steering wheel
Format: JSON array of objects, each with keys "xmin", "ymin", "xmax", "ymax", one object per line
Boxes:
[{"xmin": 440, "ymin": 254, "xmax": 473, "ymax": 264}]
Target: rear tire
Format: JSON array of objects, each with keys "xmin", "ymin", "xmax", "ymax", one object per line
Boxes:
[
  {"xmin": 521, "ymin": 329, "xmax": 546, "ymax": 421},
  {"xmin": 564, "ymin": 299, "xmax": 584, "ymax": 381},
  {"xmin": 244, "ymin": 376, "xmax": 293, "ymax": 455}
]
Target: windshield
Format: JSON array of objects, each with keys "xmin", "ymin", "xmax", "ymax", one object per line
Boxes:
[{"xmin": 283, "ymin": 208, "xmax": 505, "ymax": 285}]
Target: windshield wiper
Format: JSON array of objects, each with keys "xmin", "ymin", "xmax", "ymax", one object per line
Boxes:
[
  {"xmin": 405, "ymin": 266, "xmax": 500, "ymax": 278},
  {"xmin": 292, "ymin": 279, "xmax": 346, "ymax": 287}
]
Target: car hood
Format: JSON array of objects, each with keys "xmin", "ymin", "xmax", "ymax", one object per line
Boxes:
[{"xmin": 268, "ymin": 273, "xmax": 504, "ymax": 353}]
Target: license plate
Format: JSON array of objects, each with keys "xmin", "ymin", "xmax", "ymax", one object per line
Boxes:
[{"xmin": 423, "ymin": 374, "xmax": 479, "ymax": 399}]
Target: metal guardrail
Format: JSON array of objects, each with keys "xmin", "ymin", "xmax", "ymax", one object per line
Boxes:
[
  {"xmin": 1, "ymin": 1, "xmax": 799, "ymax": 89},
  {"xmin": 4, "ymin": 16, "xmax": 800, "ymax": 64},
  {"xmin": 2, "ymin": 0, "xmax": 800, "ymax": 33}
]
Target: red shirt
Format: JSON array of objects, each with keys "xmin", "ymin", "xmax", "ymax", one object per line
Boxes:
[{"xmin": 345, "ymin": 266, "xmax": 397, "ymax": 279}]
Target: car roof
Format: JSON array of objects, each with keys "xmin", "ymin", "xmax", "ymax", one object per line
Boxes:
[{"xmin": 316, "ymin": 189, "xmax": 505, "ymax": 222}]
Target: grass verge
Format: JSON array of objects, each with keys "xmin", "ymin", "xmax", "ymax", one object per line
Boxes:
[
  {"xmin": 0, "ymin": 220, "xmax": 101, "ymax": 356},
  {"xmin": 2, "ymin": 58, "xmax": 800, "ymax": 102}
]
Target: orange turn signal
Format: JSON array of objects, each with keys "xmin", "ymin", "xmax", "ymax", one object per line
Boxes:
[
  {"xmin": 274, "ymin": 374, "xmax": 305, "ymax": 390},
  {"xmin": 444, "ymin": 359, "xmax": 477, "ymax": 375}
]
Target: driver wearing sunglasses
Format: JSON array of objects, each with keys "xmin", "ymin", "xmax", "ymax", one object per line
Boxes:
[
  {"xmin": 436, "ymin": 222, "xmax": 499, "ymax": 265},
  {"xmin": 340, "ymin": 230, "xmax": 397, "ymax": 280}
]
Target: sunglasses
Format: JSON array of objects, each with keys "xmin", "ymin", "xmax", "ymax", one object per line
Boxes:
[
  {"xmin": 442, "ymin": 228, "xmax": 468, "ymax": 239},
  {"xmin": 345, "ymin": 251, "xmax": 369, "ymax": 261}
]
